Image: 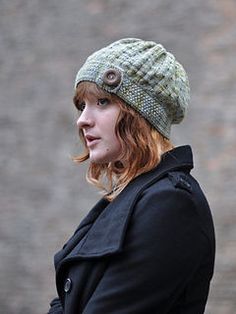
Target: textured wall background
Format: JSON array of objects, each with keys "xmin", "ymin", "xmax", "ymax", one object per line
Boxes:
[{"xmin": 1, "ymin": 0, "xmax": 236, "ymax": 313}]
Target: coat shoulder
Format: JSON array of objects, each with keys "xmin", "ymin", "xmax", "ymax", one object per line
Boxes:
[
  {"xmin": 140, "ymin": 170, "xmax": 194, "ymax": 201},
  {"xmin": 134, "ymin": 170, "xmax": 215, "ymax": 254}
]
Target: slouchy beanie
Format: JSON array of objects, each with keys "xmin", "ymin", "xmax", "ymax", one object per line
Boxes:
[{"xmin": 74, "ymin": 38, "xmax": 190, "ymax": 139}]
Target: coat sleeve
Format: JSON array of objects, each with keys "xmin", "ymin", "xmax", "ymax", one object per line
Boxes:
[
  {"xmin": 82, "ymin": 183, "xmax": 211, "ymax": 314},
  {"xmin": 48, "ymin": 297, "xmax": 63, "ymax": 314}
]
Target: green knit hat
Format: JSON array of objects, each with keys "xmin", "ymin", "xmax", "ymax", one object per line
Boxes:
[{"xmin": 74, "ymin": 38, "xmax": 190, "ymax": 139}]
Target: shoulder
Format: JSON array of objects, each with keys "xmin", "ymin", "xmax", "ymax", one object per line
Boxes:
[
  {"xmin": 122, "ymin": 171, "xmax": 212, "ymax": 267},
  {"xmin": 137, "ymin": 169, "xmax": 209, "ymax": 214},
  {"xmin": 129, "ymin": 170, "xmax": 214, "ymax": 252},
  {"xmin": 138, "ymin": 171, "xmax": 195, "ymax": 210},
  {"xmin": 133, "ymin": 172, "xmax": 197, "ymax": 227}
]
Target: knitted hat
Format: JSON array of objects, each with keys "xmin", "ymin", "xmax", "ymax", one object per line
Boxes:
[{"xmin": 74, "ymin": 38, "xmax": 190, "ymax": 139}]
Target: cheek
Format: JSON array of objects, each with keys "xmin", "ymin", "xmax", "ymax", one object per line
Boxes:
[
  {"xmin": 103, "ymin": 111, "xmax": 119, "ymax": 135},
  {"xmin": 103, "ymin": 121, "xmax": 121, "ymax": 153},
  {"xmin": 100, "ymin": 105, "xmax": 121, "ymax": 145}
]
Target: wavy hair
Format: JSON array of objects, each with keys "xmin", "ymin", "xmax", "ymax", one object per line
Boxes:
[{"xmin": 73, "ymin": 82, "xmax": 173, "ymax": 201}]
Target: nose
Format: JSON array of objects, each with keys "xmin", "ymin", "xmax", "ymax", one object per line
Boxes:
[{"xmin": 77, "ymin": 107, "xmax": 94, "ymax": 129}]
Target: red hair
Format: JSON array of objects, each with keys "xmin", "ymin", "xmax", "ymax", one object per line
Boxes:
[{"xmin": 73, "ymin": 82, "xmax": 173, "ymax": 201}]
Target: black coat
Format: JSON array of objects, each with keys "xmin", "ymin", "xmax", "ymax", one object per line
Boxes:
[{"xmin": 48, "ymin": 146, "xmax": 215, "ymax": 314}]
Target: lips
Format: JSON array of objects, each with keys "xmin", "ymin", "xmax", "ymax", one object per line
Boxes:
[{"xmin": 85, "ymin": 134, "xmax": 101, "ymax": 147}]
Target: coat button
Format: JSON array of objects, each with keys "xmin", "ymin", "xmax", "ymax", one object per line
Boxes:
[{"xmin": 64, "ymin": 278, "xmax": 72, "ymax": 293}]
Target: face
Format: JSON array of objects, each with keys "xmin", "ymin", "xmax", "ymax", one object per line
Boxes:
[{"xmin": 76, "ymin": 93, "xmax": 122, "ymax": 164}]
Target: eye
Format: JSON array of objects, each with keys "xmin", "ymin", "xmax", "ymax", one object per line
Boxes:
[
  {"xmin": 76, "ymin": 102, "xmax": 86, "ymax": 112},
  {"xmin": 97, "ymin": 98, "xmax": 110, "ymax": 107}
]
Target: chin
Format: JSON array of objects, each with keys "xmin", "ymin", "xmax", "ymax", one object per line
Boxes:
[
  {"xmin": 89, "ymin": 155, "xmax": 107, "ymax": 164},
  {"xmin": 89, "ymin": 154, "xmax": 118, "ymax": 164}
]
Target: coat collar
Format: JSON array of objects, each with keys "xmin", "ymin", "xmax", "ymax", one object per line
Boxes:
[{"xmin": 63, "ymin": 145, "xmax": 193, "ymax": 260}]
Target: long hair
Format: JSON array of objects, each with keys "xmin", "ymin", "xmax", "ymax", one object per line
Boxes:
[{"xmin": 73, "ymin": 82, "xmax": 174, "ymax": 201}]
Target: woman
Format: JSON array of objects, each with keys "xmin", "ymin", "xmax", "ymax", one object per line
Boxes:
[{"xmin": 48, "ymin": 38, "xmax": 215, "ymax": 314}]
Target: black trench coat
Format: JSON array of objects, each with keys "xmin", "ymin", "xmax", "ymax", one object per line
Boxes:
[{"xmin": 48, "ymin": 146, "xmax": 215, "ymax": 314}]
